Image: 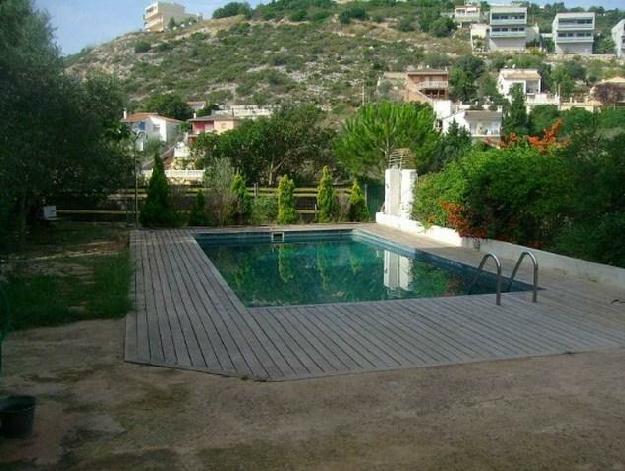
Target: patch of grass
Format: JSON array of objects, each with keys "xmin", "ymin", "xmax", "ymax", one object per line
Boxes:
[
  {"xmin": 87, "ymin": 251, "xmax": 133, "ymax": 318},
  {"xmin": 1, "ymin": 250, "xmax": 133, "ymax": 331}
]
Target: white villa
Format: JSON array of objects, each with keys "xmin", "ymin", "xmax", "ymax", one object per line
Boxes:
[
  {"xmin": 441, "ymin": 109, "xmax": 502, "ymax": 141},
  {"xmin": 497, "ymin": 68, "xmax": 541, "ymax": 97},
  {"xmin": 552, "ymin": 12, "xmax": 595, "ymax": 54},
  {"xmin": 488, "ymin": 5, "xmax": 528, "ymax": 51},
  {"xmin": 144, "ymin": 1, "xmax": 200, "ymax": 33},
  {"xmin": 612, "ymin": 19, "xmax": 625, "ymax": 58},
  {"xmin": 122, "ymin": 112, "xmax": 182, "ymax": 151},
  {"xmin": 454, "ymin": 3, "xmax": 483, "ymax": 26}
]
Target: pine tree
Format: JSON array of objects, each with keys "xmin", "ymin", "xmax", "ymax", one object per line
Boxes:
[
  {"xmin": 316, "ymin": 166, "xmax": 338, "ymax": 223},
  {"xmin": 277, "ymin": 176, "xmax": 298, "ymax": 225},
  {"xmin": 140, "ymin": 153, "xmax": 179, "ymax": 227},
  {"xmin": 348, "ymin": 180, "xmax": 369, "ymax": 222},
  {"xmin": 231, "ymin": 173, "xmax": 251, "ymax": 224},
  {"xmin": 188, "ymin": 191, "xmax": 208, "ymax": 226},
  {"xmin": 503, "ymin": 84, "xmax": 529, "ymax": 137}
]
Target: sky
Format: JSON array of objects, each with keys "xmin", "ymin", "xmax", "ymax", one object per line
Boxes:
[{"xmin": 35, "ymin": 0, "xmax": 624, "ymax": 55}]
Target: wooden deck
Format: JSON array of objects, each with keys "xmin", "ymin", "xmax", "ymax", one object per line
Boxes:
[{"xmin": 125, "ymin": 226, "xmax": 625, "ymax": 381}]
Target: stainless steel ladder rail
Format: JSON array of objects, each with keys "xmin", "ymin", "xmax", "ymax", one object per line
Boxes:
[
  {"xmin": 467, "ymin": 253, "xmax": 502, "ymax": 305},
  {"xmin": 507, "ymin": 251, "xmax": 538, "ymax": 303}
]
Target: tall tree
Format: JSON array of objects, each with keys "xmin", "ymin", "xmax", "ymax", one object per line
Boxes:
[
  {"xmin": 430, "ymin": 121, "xmax": 472, "ymax": 172},
  {"xmin": 193, "ymin": 105, "xmax": 335, "ymax": 186},
  {"xmin": 503, "ymin": 84, "xmax": 529, "ymax": 137},
  {"xmin": 334, "ymin": 102, "xmax": 439, "ymax": 179},
  {"xmin": 0, "ymin": 0, "xmax": 130, "ymax": 239},
  {"xmin": 143, "ymin": 93, "xmax": 193, "ymax": 121}
]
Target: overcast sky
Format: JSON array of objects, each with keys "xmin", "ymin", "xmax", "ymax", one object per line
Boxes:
[{"xmin": 35, "ymin": 0, "xmax": 624, "ymax": 55}]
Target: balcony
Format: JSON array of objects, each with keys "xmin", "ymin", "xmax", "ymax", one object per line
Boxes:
[
  {"xmin": 409, "ymin": 80, "xmax": 449, "ymax": 91},
  {"xmin": 555, "ymin": 22, "xmax": 594, "ymax": 31},
  {"xmin": 144, "ymin": 7, "xmax": 159, "ymax": 21},
  {"xmin": 490, "ymin": 17, "xmax": 526, "ymax": 26},
  {"xmin": 490, "ymin": 29, "xmax": 527, "ymax": 38},
  {"xmin": 555, "ymin": 35, "xmax": 593, "ymax": 43}
]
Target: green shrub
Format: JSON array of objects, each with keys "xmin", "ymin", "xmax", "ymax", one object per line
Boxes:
[
  {"xmin": 134, "ymin": 40, "xmax": 151, "ymax": 53},
  {"xmin": 348, "ymin": 180, "xmax": 369, "ymax": 222},
  {"xmin": 188, "ymin": 191, "xmax": 209, "ymax": 226},
  {"xmin": 413, "ymin": 146, "xmax": 573, "ymax": 246},
  {"xmin": 231, "ymin": 173, "xmax": 252, "ymax": 224},
  {"xmin": 204, "ymin": 158, "xmax": 236, "ymax": 226},
  {"xmin": 277, "ymin": 175, "xmax": 298, "ymax": 224},
  {"xmin": 140, "ymin": 154, "xmax": 180, "ymax": 227},
  {"xmin": 397, "ymin": 18, "xmax": 415, "ymax": 32},
  {"xmin": 213, "ymin": 2, "xmax": 252, "ymax": 19},
  {"xmin": 250, "ymin": 196, "xmax": 278, "ymax": 225},
  {"xmin": 288, "ymin": 9, "xmax": 308, "ymax": 21},
  {"xmin": 316, "ymin": 166, "xmax": 338, "ymax": 223}
]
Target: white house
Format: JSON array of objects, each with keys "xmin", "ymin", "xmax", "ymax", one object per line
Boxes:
[
  {"xmin": 612, "ymin": 19, "xmax": 625, "ymax": 58},
  {"xmin": 552, "ymin": 12, "xmax": 595, "ymax": 54},
  {"xmin": 121, "ymin": 112, "xmax": 182, "ymax": 151},
  {"xmin": 144, "ymin": 1, "xmax": 200, "ymax": 33},
  {"xmin": 488, "ymin": 5, "xmax": 528, "ymax": 51},
  {"xmin": 454, "ymin": 3, "xmax": 482, "ymax": 26},
  {"xmin": 497, "ymin": 68, "xmax": 541, "ymax": 97},
  {"xmin": 441, "ymin": 109, "xmax": 502, "ymax": 141}
]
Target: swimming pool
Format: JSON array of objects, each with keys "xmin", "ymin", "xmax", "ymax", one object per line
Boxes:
[{"xmin": 196, "ymin": 230, "xmax": 531, "ymax": 307}]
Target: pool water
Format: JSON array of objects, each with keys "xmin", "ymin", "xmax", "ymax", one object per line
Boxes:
[{"xmin": 197, "ymin": 231, "xmax": 529, "ymax": 307}]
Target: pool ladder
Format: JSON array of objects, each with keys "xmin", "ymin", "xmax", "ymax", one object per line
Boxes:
[{"xmin": 468, "ymin": 251, "xmax": 538, "ymax": 306}]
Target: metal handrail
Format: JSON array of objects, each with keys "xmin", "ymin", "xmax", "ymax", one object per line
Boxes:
[
  {"xmin": 507, "ymin": 251, "xmax": 538, "ymax": 303},
  {"xmin": 468, "ymin": 253, "xmax": 502, "ymax": 305}
]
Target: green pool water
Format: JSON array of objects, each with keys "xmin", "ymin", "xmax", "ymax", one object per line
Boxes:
[{"xmin": 197, "ymin": 232, "xmax": 524, "ymax": 307}]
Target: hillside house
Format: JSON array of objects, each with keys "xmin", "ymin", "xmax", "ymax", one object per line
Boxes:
[
  {"xmin": 488, "ymin": 5, "xmax": 528, "ymax": 51},
  {"xmin": 404, "ymin": 69, "xmax": 449, "ymax": 103},
  {"xmin": 186, "ymin": 115, "xmax": 241, "ymax": 146},
  {"xmin": 497, "ymin": 68, "xmax": 541, "ymax": 97},
  {"xmin": 144, "ymin": 2, "xmax": 200, "ymax": 33},
  {"xmin": 122, "ymin": 112, "xmax": 182, "ymax": 151},
  {"xmin": 441, "ymin": 109, "xmax": 502, "ymax": 141},
  {"xmin": 552, "ymin": 12, "xmax": 595, "ymax": 54},
  {"xmin": 454, "ymin": 4, "xmax": 483, "ymax": 26}
]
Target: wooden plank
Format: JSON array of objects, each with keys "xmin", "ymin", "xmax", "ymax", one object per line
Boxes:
[
  {"xmin": 332, "ymin": 304, "xmax": 424, "ymax": 365},
  {"xmin": 142, "ymin": 231, "xmax": 165, "ymax": 364},
  {"xmin": 153, "ymin": 231, "xmax": 191, "ymax": 367},
  {"xmin": 175, "ymin": 231, "xmax": 253, "ymax": 376},
  {"xmin": 134, "ymin": 232, "xmax": 151, "ymax": 362},
  {"xmin": 291, "ymin": 307, "xmax": 361, "ymax": 370},
  {"xmin": 185, "ymin": 234, "xmax": 282, "ymax": 379},
  {"xmin": 263, "ymin": 308, "xmax": 326, "ymax": 376},
  {"xmin": 366, "ymin": 302, "xmax": 473, "ymax": 363},
  {"xmin": 148, "ymin": 231, "xmax": 180, "ymax": 365},
  {"xmin": 160, "ymin": 230, "xmax": 209, "ymax": 369}
]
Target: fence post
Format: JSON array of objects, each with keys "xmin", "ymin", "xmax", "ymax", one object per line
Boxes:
[
  {"xmin": 254, "ymin": 183, "xmax": 259, "ymax": 198},
  {"xmin": 364, "ymin": 183, "xmax": 368, "ymax": 206}
]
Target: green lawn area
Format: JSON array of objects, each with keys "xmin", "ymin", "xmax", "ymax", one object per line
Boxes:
[{"xmin": 0, "ymin": 222, "xmax": 132, "ymax": 331}]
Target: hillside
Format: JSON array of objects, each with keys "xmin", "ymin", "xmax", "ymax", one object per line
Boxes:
[
  {"xmin": 65, "ymin": 1, "xmax": 624, "ymax": 118},
  {"xmin": 65, "ymin": 13, "xmax": 470, "ymax": 115}
]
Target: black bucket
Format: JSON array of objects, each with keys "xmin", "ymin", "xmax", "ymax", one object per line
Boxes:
[{"xmin": 0, "ymin": 395, "xmax": 36, "ymax": 438}]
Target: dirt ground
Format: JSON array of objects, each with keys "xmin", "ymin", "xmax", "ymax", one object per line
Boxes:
[{"xmin": 1, "ymin": 319, "xmax": 625, "ymax": 471}]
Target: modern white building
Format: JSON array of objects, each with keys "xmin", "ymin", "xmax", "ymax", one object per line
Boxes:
[
  {"xmin": 612, "ymin": 19, "xmax": 625, "ymax": 58},
  {"xmin": 497, "ymin": 68, "xmax": 541, "ymax": 97},
  {"xmin": 552, "ymin": 12, "xmax": 595, "ymax": 54},
  {"xmin": 122, "ymin": 112, "xmax": 182, "ymax": 151},
  {"xmin": 488, "ymin": 5, "xmax": 528, "ymax": 51},
  {"xmin": 454, "ymin": 4, "xmax": 483, "ymax": 26},
  {"xmin": 144, "ymin": 1, "xmax": 200, "ymax": 33},
  {"xmin": 441, "ymin": 109, "xmax": 502, "ymax": 141}
]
